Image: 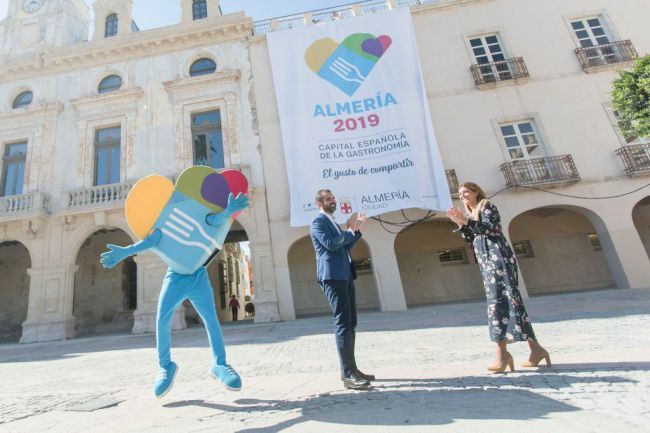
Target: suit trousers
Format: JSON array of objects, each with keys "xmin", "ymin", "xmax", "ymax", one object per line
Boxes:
[{"xmin": 320, "ymin": 278, "xmax": 358, "ymax": 378}]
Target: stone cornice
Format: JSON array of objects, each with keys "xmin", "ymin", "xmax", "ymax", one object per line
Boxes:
[
  {"xmin": 163, "ymin": 69, "xmax": 241, "ymax": 95},
  {"xmin": 0, "ymin": 102, "xmax": 64, "ymax": 122},
  {"xmin": 0, "ymin": 13, "xmax": 252, "ymax": 83},
  {"xmin": 70, "ymin": 87, "xmax": 144, "ymax": 109}
]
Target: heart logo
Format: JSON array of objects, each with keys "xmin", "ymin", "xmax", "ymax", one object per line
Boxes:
[
  {"xmin": 125, "ymin": 166, "xmax": 249, "ymax": 274},
  {"xmin": 305, "ymin": 33, "xmax": 392, "ymax": 96}
]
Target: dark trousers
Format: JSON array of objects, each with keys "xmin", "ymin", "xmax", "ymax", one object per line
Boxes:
[
  {"xmin": 320, "ymin": 278, "xmax": 358, "ymax": 378},
  {"xmin": 231, "ymin": 307, "xmax": 238, "ymax": 321}
]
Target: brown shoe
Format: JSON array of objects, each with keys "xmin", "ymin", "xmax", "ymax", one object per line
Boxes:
[
  {"xmin": 342, "ymin": 373, "xmax": 370, "ymax": 390},
  {"xmin": 354, "ymin": 369, "xmax": 376, "ymax": 381}
]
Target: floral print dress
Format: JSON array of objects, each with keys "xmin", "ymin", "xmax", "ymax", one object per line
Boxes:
[{"xmin": 456, "ymin": 201, "xmax": 536, "ymax": 343}]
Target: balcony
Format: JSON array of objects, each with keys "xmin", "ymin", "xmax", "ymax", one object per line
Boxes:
[
  {"xmin": 616, "ymin": 143, "xmax": 650, "ymax": 176},
  {"xmin": 499, "ymin": 155, "xmax": 580, "ymax": 188},
  {"xmin": 575, "ymin": 40, "xmax": 638, "ymax": 72},
  {"xmin": 64, "ymin": 181, "xmax": 134, "ymax": 212},
  {"xmin": 445, "ymin": 169, "xmax": 459, "ymax": 196},
  {"xmin": 0, "ymin": 192, "xmax": 50, "ymax": 222},
  {"xmin": 470, "ymin": 57, "xmax": 529, "ymax": 88}
]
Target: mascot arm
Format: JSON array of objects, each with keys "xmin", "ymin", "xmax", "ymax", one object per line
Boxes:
[
  {"xmin": 100, "ymin": 229, "xmax": 162, "ymax": 269},
  {"xmin": 206, "ymin": 193, "xmax": 250, "ymax": 227}
]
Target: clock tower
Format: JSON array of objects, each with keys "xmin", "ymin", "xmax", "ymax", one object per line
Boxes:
[{"xmin": 0, "ymin": 0, "xmax": 90, "ymax": 58}]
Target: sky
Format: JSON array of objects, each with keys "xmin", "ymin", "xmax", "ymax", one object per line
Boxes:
[{"xmin": 0, "ymin": 0, "xmax": 354, "ymax": 27}]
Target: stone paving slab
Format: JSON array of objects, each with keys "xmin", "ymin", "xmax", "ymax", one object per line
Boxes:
[{"xmin": 1, "ymin": 288, "xmax": 649, "ymax": 433}]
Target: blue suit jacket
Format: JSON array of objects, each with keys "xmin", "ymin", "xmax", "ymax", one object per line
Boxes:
[{"xmin": 310, "ymin": 212, "xmax": 361, "ymax": 282}]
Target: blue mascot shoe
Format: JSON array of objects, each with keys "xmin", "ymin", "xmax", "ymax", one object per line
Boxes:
[
  {"xmin": 154, "ymin": 361, "xmax": 178, "ymax": 398},
  {"xmin": 210, "ymin": 363, "xmax": 242, "ymax": 391}
]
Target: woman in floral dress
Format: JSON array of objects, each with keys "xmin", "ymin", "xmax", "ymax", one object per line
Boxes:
[{"xmin": 447, "ymin": 182, "xmax": 550, "ymax": 372}]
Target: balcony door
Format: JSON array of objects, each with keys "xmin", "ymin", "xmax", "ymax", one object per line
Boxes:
[
  {"xmin": 571, "ymin": 17, "xmax": 617, "ymax": 64},
  {"xmin": 469, "ymin": 34, "xmax": 511, "ymax": 82},
  {"xmin": 500, "ymin": 121, "xmax": 551, "ymax": 183},
  {"xmin": 1, "ymin": 142, "xmax": 27, "ymax": 197}
]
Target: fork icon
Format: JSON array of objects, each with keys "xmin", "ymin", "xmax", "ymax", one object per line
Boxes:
[
  {"xmin": 329, "ymin": 57, "xmax": 366, "ymax": 84},
  {"xmin": 317, "ymin": 45, "xmax": 376, "ymax": 96}
]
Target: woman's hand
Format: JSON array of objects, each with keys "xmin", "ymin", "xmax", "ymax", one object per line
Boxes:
[{"xmin": 446, "ymin": 207, "xmax": 468, "ymax": 228}]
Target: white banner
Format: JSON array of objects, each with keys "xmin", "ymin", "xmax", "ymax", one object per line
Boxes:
[{"xmin": 267, "ymin": 8, "xmax": 451, "ymax": 227}]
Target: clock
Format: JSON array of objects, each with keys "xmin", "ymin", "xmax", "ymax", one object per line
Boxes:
[{"xmin": 23, "ymin": 0, "xmax": 45, "ymax": 13}]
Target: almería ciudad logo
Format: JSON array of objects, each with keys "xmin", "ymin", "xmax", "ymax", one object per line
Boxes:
[{"xmin": 306, "ymin": 33, "xmax": 392, "ymax": 96}]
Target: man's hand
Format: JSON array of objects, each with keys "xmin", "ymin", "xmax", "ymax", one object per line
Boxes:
[
  {"xmin": 355, "ymin": 211, "xmax": 366, "ymax": 231},
  {"xmin": 226, "ymin": 192, "xmax": 250, "ymax": 214},
  {"xmin": 100, "ymin": 244, "xmax": 130, "ymax": 269},
  {"xmin": 346, "ymin": 212, "xmax": 359, "ymax": 231}
]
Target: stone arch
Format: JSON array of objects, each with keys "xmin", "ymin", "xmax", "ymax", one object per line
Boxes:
[
  {"xmin": 508, "ymin": 205, "xmax": 616, "ymax": 295},
  {"xmin": 73, "ymin": 227, "xmax": 136, "ymax": 336},
  {"xmin": 0, "ymin": 240, "xmax": 31, "ymax": 341},
  {"xmin": 394, "ymin": 218, "xmax": 484, "ymax": 306},
  {"xmin": 632, "ymin": 196, "xmax": 650, "ymax": 258},
  {"xmin": 183, "ymin": 220, "xmax": 255, "ymax": 325},
  {"xmin": 288, "ymin": 235, "xmax": 378, "ymax": 317}
]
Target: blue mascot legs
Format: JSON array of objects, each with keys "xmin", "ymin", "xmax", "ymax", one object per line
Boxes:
[{"xmin": 156, "ymin": 267, "xmax": 226, "ymax": 368}]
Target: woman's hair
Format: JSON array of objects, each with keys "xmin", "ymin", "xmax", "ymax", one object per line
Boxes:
[{"xmin": 459, "ymin": 182, "xmax": 488, "ymax": 220}]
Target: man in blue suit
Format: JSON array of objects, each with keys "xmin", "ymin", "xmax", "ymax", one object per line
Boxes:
[{"xmin": 310, "ymin": 189, "xmax": 374, "ymax": 390}]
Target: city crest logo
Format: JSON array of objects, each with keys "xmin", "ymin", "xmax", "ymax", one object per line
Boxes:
[{"xmin": 305, "ymin": 33, "xmax": 392, "ymax": 96}]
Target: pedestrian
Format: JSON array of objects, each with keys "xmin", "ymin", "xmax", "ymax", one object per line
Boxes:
[
  {"xmin": 310, "ymin": 189, "xmax": 375, "ymax": 390},
  {"xmin": 447, "ymin": 182, "xmax": 551, "ymax": 373},
  {"xmin": 229, "ymin": 295, "xmax": 240, "ymax": 321}
]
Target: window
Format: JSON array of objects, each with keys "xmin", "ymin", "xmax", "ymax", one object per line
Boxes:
[
  {"xmin": 189, "ymin": 58, "xmax": 217, "ymax": 77},
  {"xmin": 438, "ymin": 248, "xmax": 467, "ymax": 265},
  {"xmin": 98, "ymin": 75, "xmax": 122, "ymax": 93},
  {"xmin": 1, "ymin": 142, "xmax": 27, "ymax": 197},
  {"xmin": 192, "ymin": 110, "xmax": 224, "ymax": 168},
  {"xmin": 469, "ymin": 34, "xmax": 511, "ymax": 82},
  {"xmin": 193, "ymin": 0, "xmax": 208, "ymax": 20},
  {"xmin": 12, "ymin": 91, "xmax": 33, "ymax": 109},
  {"xmin": 105, "ymin": 13, "xmax": 118, "ymax": 37},
  {"xmin": 571, "ymin": 17, "xmax": 611, "ymax": 48},
  {"xmin": 94, "ymin": 126, "xmax": 121, "ymax": 185},
  {"xmin": 571, "ymin": 17, "xmax": 618, "ymax": 64},
  {"xmin": 587, "ymin": 233, "xmax": 603, "ymax": 251},
  {"xmin": 499, "ymin": 120, "xmax": 546, "ymax": 161},
  {"xmin": 512, "ymin": 240, "xmax": 534, "ymax": 258},
  {"xmin": 227, "ymin": 256, "xmax": 233, "ymax": 295}
]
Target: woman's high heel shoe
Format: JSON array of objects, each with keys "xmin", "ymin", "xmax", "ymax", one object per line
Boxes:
[
  {"xmin": 487, "ymin": 353, "xmax": 515, "ymax": 373},
  {"xmin": 521, "ymin": 349, "xmax": 551, "ymax": 367}
]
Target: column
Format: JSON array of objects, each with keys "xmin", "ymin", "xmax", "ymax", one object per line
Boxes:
[{"xmin": 21, "ymin": 264, "xmax": 78, "ymax": 343}]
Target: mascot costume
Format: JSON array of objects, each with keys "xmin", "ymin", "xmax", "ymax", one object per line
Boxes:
[{"xmin": 100, "ymin": 166, "xmax": 249, "ymax": 398}]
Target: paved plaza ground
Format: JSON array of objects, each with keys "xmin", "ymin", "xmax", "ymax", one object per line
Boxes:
[{"xmin": 1, "ymin": 287, "xmax": 649, "ymax": 433}]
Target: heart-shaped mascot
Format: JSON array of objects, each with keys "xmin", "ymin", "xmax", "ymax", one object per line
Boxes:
[{"xmin": 100, "ymin": 166, "xmax": 249, "ymax": 398}]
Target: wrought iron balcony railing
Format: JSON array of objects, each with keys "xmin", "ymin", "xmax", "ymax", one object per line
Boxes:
[
  {"xmin": 499, "ymin": 155, "xmax": 580, "ymax": 188},
  {"xmin": 445, "ymin": 169, "xmax": 459, "ymax": 196},
  {"xmin": 0, "ymin": 192, "xmax": 50, "ymax": 221},
  {"xmin": 575, "ymin": 40, "xmax": 638, "ymax": 71},
  {"xmin": 252, "ymin": 0, "xmax": 450, "ymax": 35},
  {"xmin": 615, "ymin": 143, "xmax": 650, "ymax": 175},
  {"xmin": 65, "ymin": 181, "xmax": 134, "ymax": 210},
  {"xmin": 470, "ymin": 57, "xmax": 529, "ymax": 86}
]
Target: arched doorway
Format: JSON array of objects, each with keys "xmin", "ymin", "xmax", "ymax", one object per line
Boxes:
[
  {"xmin": 183, "ymin": 220, "xmax": 254, "ymax": 324},
  {"xmin": 73, "ymin": 228, "xmax": 136, "ymax": 336},
  {"xmin": 395, "ymin": 220, "xmax": 483, "ymax": 306},
  {"xmin": 0, "ymin": 241, "xmax": 31, "ymax": 342},
  {"xmin": 288, "ymin": 235, "xmax": 379, "ymax": 317},
  {"xmin": 509, "ymin": 207, "xmax": 616, "ymax": 295},
  {"xmin": 632, "ymin": 196, "xmax": 650, "ymax": 258}
]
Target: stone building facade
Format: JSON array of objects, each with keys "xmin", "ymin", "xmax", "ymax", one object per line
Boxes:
[{"xmin": 1, "ymin": 0, "xmax": 649, "ymax": 343}]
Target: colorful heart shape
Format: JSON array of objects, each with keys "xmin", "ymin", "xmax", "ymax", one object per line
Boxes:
[
  {"xmin": 124, "ymin": 166, "xmax": 249, "ymax": 274},
  {"xmin": 305, "ymin": 32, "xmax": 392, "ymax": 96}
]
